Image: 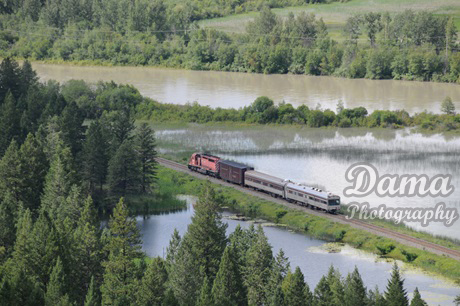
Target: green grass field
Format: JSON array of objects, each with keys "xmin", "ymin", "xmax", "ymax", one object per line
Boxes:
[{"xmin": 198, "ymin": 0, "xmax": 460, "ymax": 40}]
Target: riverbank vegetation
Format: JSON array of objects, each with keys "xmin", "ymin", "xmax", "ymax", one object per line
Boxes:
[
  {"xmin": 156, "ymin": 165, "xmax": 460, "ymax": 284},
  {"xmin": 1, "ymin": 1, "xmax": 459, "ymax": 83}
]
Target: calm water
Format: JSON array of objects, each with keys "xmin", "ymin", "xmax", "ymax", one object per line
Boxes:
[
  {"xmin": 154, "ymin": 125, "xmax": 460, "ymax": 239},
  {"xmin": 32, "ymin": 63, "xmax": 460, "ymax": 114},
  {"xmin": 138, "ymin": 195, "xmax": 459, "ymax": 306}
]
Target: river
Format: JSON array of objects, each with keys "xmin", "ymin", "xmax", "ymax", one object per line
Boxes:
[
  {"xmin": 32, "ymin": 63, "xmax": 460, "ymax": 114},
  {"xmin": 138, "ymin": 195, "xmax": 459, "ymax": 306}
]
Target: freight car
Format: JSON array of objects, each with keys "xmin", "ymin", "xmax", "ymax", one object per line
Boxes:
[
  {"xmin": 218, "ymin": 160, "xmax": 253, "ymax": 185},
  {"xmin": 187, "ymin": 153, "xmax": 341, "ymax": 213}
]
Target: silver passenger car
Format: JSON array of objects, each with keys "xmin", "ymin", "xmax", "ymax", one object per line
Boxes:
[
  {"xmin": 244, "ymin": 170, "xmax": 287, "ymax": 198},
  {"xmin": 285, "ymin": 183, "xmax": 340, "ymax": 212}
]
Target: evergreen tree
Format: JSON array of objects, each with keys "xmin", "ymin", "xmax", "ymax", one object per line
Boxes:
[
  {"xmin": 283, "ymin": 267, "xmax": 311, "ymax": 306},
  {"xmin": 368, "ymin": 286, "xmax": 387, "ymax": 306},
  {"xmin": 314, "ymin": 275, "xmax": 333, "ymax": 306},
  {"xmin": 0, "ymin": 192, "xmax": 18, "ymax": 258},
  {"xmin": 136, "ymin": 123, "xmax": 158, "ymax": 193},
  {"xmin": 82, "ymin": 120, "xmax": 109, "ymax": 194},
  {"xmin": 19, "ymin": 60, "xmax": 38, "ymax": 93},
  {"xmin": 45, "ymin": 257, "xmax": 70, "ymax": 306},
  {"xmin": 326, "ymin": 265, "xmax": 345, "ymax": 306},
  {"xmin": 169, "ymin": 184, "xmax": 227, "ymax": 304},
  {"xmin": 385, "ymin": 263, "xmax": 409, "ymax": 306},
  {"xmin": 71, "ymin": 196, "xmax": 102, "ymax": 303},
  {"xmin": 165, "ymin": 228, "xmax": 181, "ymax": 271},
  {"xmin": 107, "ymin": 139, "xmax": 141, "ymax": 196},
  {"xmin": 111, "ymin": 109, "xmax": 135, "ymax": 145},
  {"xmin": 344, "ymin": 266, "xmax": 367, "ymax": 306},
  {"xmin": 0, "ymin": 140, "xmax": 21, "ymax": 202},
  {"xmin": 59, "ymin": 101, "xmax": 85, "ymax": 156},
  {"xmin": 212, "ymin": 244, "xmax": 246, "ymax": 306},
  {"xmin": 0, "ymin": 93, "xmax": 20, "ymax": 155},
  {"xmin": 410, "ymin": 287, "xmax": 427, "ymax": 306},
  {"xmin": 84, "ymin": 276, "xmax": 99, "ymax": 306},
  {"xmin": 197, "ymin": 275, "xmax": 213, "ymax": 306},
  {"xmin": 0, "ymin": 58, "xmax": 21, "ymax": 102},
  {"xmin": 245, "ymin": 225, "xmax": 273, "ymax": 306},
  {"xmin": 265, "ymin": 249, "xmax": 289, "ymax": 306},
  {"xmin": 100, "ymin": 198, "xmax": 143, "ymax": 305},
  {"xmin": 136, "ymin": 257, "xmax": 168, "ymax": 306},
  {"xmin": 18, "ymin": 133, "xmax": 48, "ymax": 211}
]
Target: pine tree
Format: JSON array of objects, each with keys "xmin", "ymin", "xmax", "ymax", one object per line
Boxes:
[
  {"xmin": 136, "ymin": 123, "xmax": 158, "ymax": 193},
  {"xmin": 282, "ymin": 267, "xmax": 311, "ymax": 306},
  {"xmin": 84, "ymin": 276, "xmax": 99, "ymax": 306},
  {"xmin": 326, "ymin": 266, "xmax": 345, "ymax": 306},
  {"xmin": 368, "ymin": 286, "xmax": 387, "ymax": 306},
  {"xmin": 0, "ymin": 93, "xmax": 20, "ymax": 155},
  {"xmin": 45, "ymin": 257, "xmax": 69, "ymax": 306},
  {"xmin": 72, "ymin": 196, "xmax": 102, "ymax": 303},
  {"xmin": 344, "ymin": 266, "xmax": 367, "ymax": 306},
  {"xmin": 107, "ymin": 139, "xmax": 141, "ymax": 196},
  {"xmin": 197, "ymin": 275, "xmax": 213, "ymax": 306},
  {"xmin": 165, "ymin": 228, "xmax": 181, "ymax": 271},
  {"xmin": 410, "ymin": 287, "xmax": 427, "ymax": 306},
  {"xmin": 41, "ymin": 155, "xmax": 72, "ymax": 221},
  {"xmin": 245, "ymin": 225, "xmax": 273, "ymax": 306},
  {"xmin": 169, "ymin": 184, "xmax": 227, "ymax": 305},
  {"xmin": 385, "ymin": 263, "xmax": 409, "ymax": 306},
  {"xmin": 212, "ymin": 244, "xmax": 246, "ymax": 306},
  {"xmin": 18, "ymin": 133, "xmax": 48, "ymax": 211},
  {"xmin": 19, "ymin": 60, "xmax": 38, "ymax": 93},
  {"xmin": 82, "ymin": 120, "xmax": 109, "ymax": 194},
  {"xmin": 100, "ymin": 198, "xmax": 143, "ymax": 305},
  {"xmin": 0, "ymin": 58, "xmax": 21, "ymax": 102},
  {"xmin": 314, "ymin": 275, "xmax": 333, "ymax": 306},
  {"xmin": 136, "ymin": 257, "xmax": 168, "ymax": 306},
  {"xmin": 265, "ymin": 249, "xmax": 289, "ymax": 306},
  {"xmin": 59, "ymin": 101, "xmax": 85, "ymax": 156},
  {"xmin": 0, "ymin": 192, "xmax": 19, "ymax": 258},
  {"xmin": 0, "ymin": 140, "xmax": 21, "ymax": 202},
  {"xmin": 111, "ymin": 109, "xmax": 135, "ymax": 145}
]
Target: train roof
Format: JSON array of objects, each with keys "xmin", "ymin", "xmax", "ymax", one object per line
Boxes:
[
  {"xmin": 286, "ymin": 182, "xmax": 339, "ymax": 199},
  {"xmin": 219, "ymin": 159, "xmax": 251, "ymax": 169},
  {"xmin": 245, "ymin": 170, "xmax": 287, "ymax": 186}
]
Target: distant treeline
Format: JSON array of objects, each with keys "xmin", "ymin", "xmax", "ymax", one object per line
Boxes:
[
  {"xmin": 1, "ymin": 4, "xmax": 459, "ymax": 83},
  {"xmin": 139, "ymin": 96, "xmax": 460, "ymax": 132}
]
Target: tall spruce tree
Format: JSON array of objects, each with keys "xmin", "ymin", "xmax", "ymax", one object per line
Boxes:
[
  {"xmin": 0, "ymin": 192, "xmax": 18, "ymax": 258},
  {"xmin": 100, "ymin": 198, "xmax": 143, "ymax": 305},
  {"xmin": 0, "ymin": 93, "xmax": 20, "ymax": 155},
  {"xmin": 165, "ymin": 228, "xmax": 181, "ymax": 272},
  {"xmin": 344, "ymin": 266, "xmax": 367, "ymax": 306},
  {"xmin": 245, "ymin": 225, "xmax": 273, "ymax": 306},
  {"xmin": 45, "ymin": 257, "xmax": 70, "ymax": 306},
  {"xmin": 18, "ymin": 133, "xmax": 48, "ymax": 211},
  {"xmin": 107, "ymin": 139, "xmax": 141, "ymax": 196},
  {"xmin": 197, "ymin": 275, "xmax": 213, "ymax": 306},
  {"xmin": 368, "ymin": 286, "xmax": 387, "ymax": 306},
  {"xmin": 326, "ymin": 265, "xmax": 345, "ymax": 306},
  {"xmin": 314, "ymin": 275, "xmax": 333, "ymax": 306},
  {"xmin": 169, "ymin": 184, "xmax": 227, "ymax": 305},
  {"xmin": 410, "ymin": 287, "xmax": 427, "ymax": 306},
  {"xmin": 59, "ymin": 101, "xmax": 85, "ymax": 156},
  {"xmin": 136, "ymin": 122, "xmax": 158, "ymax": 193},
  {"xmin": 0, "ymin": 140, "xmax": 21, "ymax": 202},
  {"xmin": 282, "ymin": 267, "xmax": 311, "ymax": 306},
  {"xmin": 385, "ymin": 263, "xmax": 409, "ymax": 306},
  {"xmin": 84, "ymin": 276, "xmax": 99, "ymax": 306},
  {"xmin": 111, "ymin": 109, "xmax": 135, "ymax": 145},
  {"xmin": 136, "ymin": 257, "xmax": 168, "ymax": 306},
  {"xmin": 212, "ymin": 243, "xmax": 246, "ymax": 306},
  {"xmin": 19, "ymin": 60, "xmax": 38, "ymax": 93},
  {"xmin": 82, "ymin": 120, "xmax": 109, "ymax": 194},
  {"xmin": 0, "ymin": 58, "xmax": 21, "ymax": 103}
]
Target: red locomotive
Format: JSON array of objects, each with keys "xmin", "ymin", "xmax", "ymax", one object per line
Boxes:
[{"xmin": 188, "ymin": 153, "xmax": 220, "ymax": 176}]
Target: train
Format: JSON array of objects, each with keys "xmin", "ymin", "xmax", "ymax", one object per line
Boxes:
[{"xmin": 188, "ymin": 153, "xmax": 341, "ymax": 213}]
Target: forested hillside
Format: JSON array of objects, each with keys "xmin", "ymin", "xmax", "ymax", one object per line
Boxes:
[{"xmin": 0, "ymin": 1, "xmax": 459, "ymax": 82}]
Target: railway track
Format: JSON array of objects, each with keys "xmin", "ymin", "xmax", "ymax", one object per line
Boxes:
[{"xmin": 156, "ymin": 157, "xmax": 460, "ymax": 261}]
